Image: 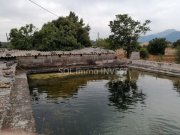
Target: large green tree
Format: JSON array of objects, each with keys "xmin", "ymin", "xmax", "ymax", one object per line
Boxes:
[
  {"xmin": 9, "ymin": 24, "xmax": 37, "ymax": 50},
  {"xmin": 9, "ymin": 12, "xmax": 91, "ymax": 51},
  {"xmin": 33, "ymin": 12, "xmax": 91, "ymax": 51},
  {"xmin": 109, "ymin": 14, "xmax": 151, "ymax": 58}
]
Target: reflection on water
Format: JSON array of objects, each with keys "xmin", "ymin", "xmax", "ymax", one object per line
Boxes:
[
  {"xmin": 29, "ymin": 74, "xmax": 117, "ymax": 103},
  {"xmin": 28, "ymin": 69, "xmax": 180, "ymax": 135},
  {"xmin": 108, "ymin": 79, "xmax": 145, "ymax": 111},
  {"xmin": 173, "ymin": 80, "xmax": 180, "ymax": 94}
]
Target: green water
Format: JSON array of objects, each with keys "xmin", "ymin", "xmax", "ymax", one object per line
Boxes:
[{"xmin": 28, "ymin": 69, "xmax": 180, "ymax": 135}]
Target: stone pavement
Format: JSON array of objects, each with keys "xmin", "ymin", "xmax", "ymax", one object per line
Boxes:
[
  {"xmin": 0, "ymin": 62, "xmax": 16, "ymax": 129},
  {"xmin": 0, "ymin": 62, "xmax": 35, "ymax": 133}
]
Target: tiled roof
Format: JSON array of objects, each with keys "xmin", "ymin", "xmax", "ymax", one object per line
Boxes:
[{"xmin": 0, "ymin": 48, "xmax": 115, "ymax": 58}]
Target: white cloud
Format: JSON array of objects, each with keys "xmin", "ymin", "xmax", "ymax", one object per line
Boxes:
[{"xmin": 0, "ymin": 0, "xmax": 180, "ymax": 41}]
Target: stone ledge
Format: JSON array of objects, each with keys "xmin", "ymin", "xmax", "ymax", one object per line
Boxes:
[{"xmin": 0, "ymin": 71, "xmax": 35, "ymax": 133}]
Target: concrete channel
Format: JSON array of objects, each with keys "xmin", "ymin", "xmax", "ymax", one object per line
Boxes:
[{"xmin": 0, "ymin": 49, "xmax": 180, "ymax": 134}]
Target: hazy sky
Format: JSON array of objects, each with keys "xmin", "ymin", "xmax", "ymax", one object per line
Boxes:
[{"xmin": 1, "ymin": 0, "xmax": 180, "ymax": 41}]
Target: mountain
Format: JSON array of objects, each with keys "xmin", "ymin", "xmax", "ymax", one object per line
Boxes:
[{"xmin": 139, "ymin": 29, "xmax": 180, "ymax": 43}]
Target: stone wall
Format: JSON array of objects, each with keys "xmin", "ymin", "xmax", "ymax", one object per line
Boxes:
[
  {"xmin": 128, "ymin": 60, "xmax": 180, "ymax": 77},
  {"xmin": 130, "ymin": 52, "xmax": 140, "ymax": 60},
  {"xmin": 17, "ymin": 53, "xmax": 116, "ymax": 68},
  {"xmin": 0, "ymin": 62, "xmax": 35, "ymax": 133}
]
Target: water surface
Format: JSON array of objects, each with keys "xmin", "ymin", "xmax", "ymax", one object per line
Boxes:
[{"xmin": 28, "ymin": 70, "xmax": 180, "ymax": 135}]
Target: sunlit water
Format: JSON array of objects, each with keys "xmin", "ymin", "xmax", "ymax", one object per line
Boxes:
[{"xmin": 28, "ymin": 69, "xmax": 180, "ymax": 135}]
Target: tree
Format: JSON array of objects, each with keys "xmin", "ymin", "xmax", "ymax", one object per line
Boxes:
[
  {"xmin": 9, "ymin": 12, "xmax": 91, "ymax": 51},
  {"xmin": 109, "ymin": 14, "xmax": 151, "ymax": 58},
  {"xmin": 33, "ymin": 12, "xmax": 91, "ymax": 51},
  {"xmin": 9, "ymin": 24, "xmax": 37, "ymax": 50},
  {"xmin": 173, "ymin": 39, "xmax": 180, "ymax": 48},
  {"xmin": 147, "ymin": 38, "xmax": 168, "ymax": 55},
  {"xmin": 96, "ymin": 38, "xmax": 110, "ymax": 49}
]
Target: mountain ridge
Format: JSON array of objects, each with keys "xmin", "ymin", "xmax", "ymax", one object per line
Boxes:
[{"xmin": 139, "ymin": 29, "xmax": 180, "ymax": 43}]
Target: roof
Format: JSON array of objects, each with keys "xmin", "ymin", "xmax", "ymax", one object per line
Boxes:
[{"xmin": 0, "ymin": 48, "xmax": 115, "ymax": 58}]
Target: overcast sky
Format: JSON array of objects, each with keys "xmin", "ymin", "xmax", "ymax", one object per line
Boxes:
[{"xmin": 1, "ymin": 0, "xmax": 180, "ymax": 41}]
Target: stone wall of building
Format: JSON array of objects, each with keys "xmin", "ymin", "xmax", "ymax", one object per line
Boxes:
[
  {"xmin": 0, "ymin": 48, "xmax": 116, "ymax": 68},
  {"xmin": 17, "ymin": 53, "xmax": 116, "ymax": 68}
]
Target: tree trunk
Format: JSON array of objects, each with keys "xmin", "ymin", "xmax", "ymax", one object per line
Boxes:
[{"xmin": 126, "ymin": 50, "xmax": 131, "ymax": 59}]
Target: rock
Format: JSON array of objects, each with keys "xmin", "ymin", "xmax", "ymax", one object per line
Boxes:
[{"xmin": 0, "ymin": 82, "xmax": 11, "ymax": 88}]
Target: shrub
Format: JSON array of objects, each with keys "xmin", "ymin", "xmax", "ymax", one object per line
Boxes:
[
  {"xmin": 156, "ymin": 55, "xmax": 163, "ymax": 62},
  {"xmin": 175, "ymin": 46, "xmax": 180, "ymax": 64},
  {"xmin": 96, "ymin": 38, "xmax": 110, "ymax": 49},
  {"xmin": 140, "ymin": 48, "xmax": 149, "ymax": 59},
  {"xmin": 173, "ymin": 39, "xmax": 180, "ymax": 48},
  {"xmin": 147, "ymin": 38, "xmax": 168, "ymax": 55}
]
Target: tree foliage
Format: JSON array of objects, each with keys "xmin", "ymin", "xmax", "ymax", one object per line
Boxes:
[
  {"xmin": 140, "ymin": 48, "xmax": 149, "ymax": 59},
  {"xmin": 33, "ymin": 12, "xmax": 91, "ymax": 51},
  {"xmin": 147, "ymin": 38, "xmax": 168, "ymax": 55},
  {"xmin": 96, "ymin": 38, "xmax": 110, "ymax": 49},
  {"xmin": 9, "ymin": 12, "xmax": 91, "ymax": 51},
  {"xmin": 9, "ymin": 24, "xmax": 37, "ymax": 50},
  {"xmin": 173, "ymin": 39, "xmax": 180, "ymax": 48},
  {"xmin": 109, "ymin": 14, "xmax": 151, "ymax": 58}
]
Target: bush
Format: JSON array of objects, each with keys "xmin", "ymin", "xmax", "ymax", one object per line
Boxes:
[
  {"xmin": 147, "ymin": 38, "xmax": 168, "ymax": 55},
  {"xmin": 173, "ymin": 39, "xmax": 180, "ymax": 48},
  {"xmin": 140, "ymin": 48, "xmax": 149, "ymax": 59},
  {"xmin": 175, "ymin": 47, "xmax": 180, "ymax": 64},
  {"xmin": 96, "ymin": 38, "xmax": 110, "ymax": 49},
  {"xmin": 156, "ymin": 55, "xmax": 163, "ymax": 62}
]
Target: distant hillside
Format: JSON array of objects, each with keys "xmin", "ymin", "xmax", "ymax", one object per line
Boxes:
[{"xmin": 139, "ymin": 29, "xmax": 180, "ymax": 43}]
